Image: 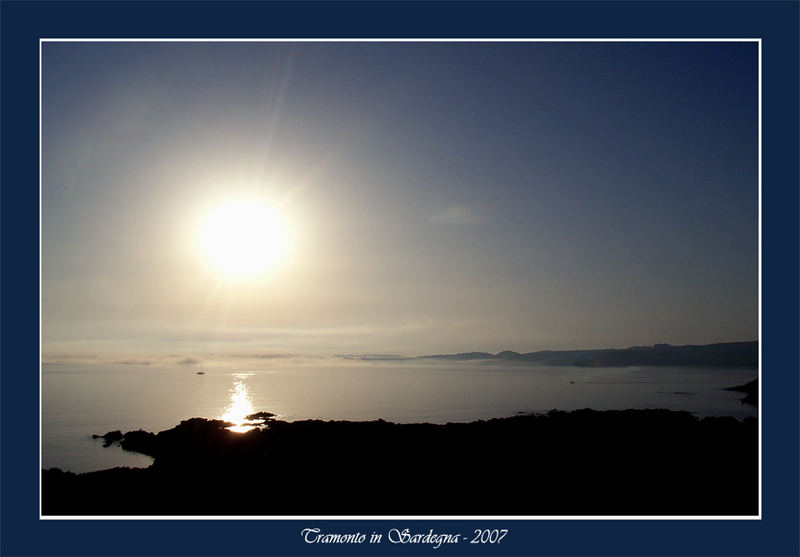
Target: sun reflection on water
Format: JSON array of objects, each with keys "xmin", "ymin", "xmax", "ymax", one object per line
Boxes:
[{"xmin": 220, "ymin": 374, "xmax": 262, "ymax": 432}]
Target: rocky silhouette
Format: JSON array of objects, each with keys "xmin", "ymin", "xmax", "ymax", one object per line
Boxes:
[
  {"xmin": 91, "ymin": 430, "xmax": 122, "ymax": 447},
  {"xmin": 42, "ymin": 408, "xmax": 757, "ymax": 516},
  {"xmin": 727, "ymin": 379, "xmax": 758, "ymax": 406}
]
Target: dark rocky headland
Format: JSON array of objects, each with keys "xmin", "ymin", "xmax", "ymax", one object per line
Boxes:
[
  {"xmin": 42, "ymin": 408, "xmax": 757, "ymax": 516},
  {"xmin": 727, "ymin": 379, "xmax": 758, "ymax": 406}
]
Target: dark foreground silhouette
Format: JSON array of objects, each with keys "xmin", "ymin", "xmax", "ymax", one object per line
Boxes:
[
  {"xmin": 727, "ymin": 379, "xmax": 758, "ymax": 406},
  {"xmin": 42, "ymin": 409, "xmax": 757, "ymax": 516}
]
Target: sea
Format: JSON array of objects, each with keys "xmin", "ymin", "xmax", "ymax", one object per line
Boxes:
[{"xmin": 42, "ymin": 360, "xmax": 758, "ymax": 473}]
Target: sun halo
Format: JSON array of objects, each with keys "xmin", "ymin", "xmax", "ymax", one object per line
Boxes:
[{"xmin": 197, "ymin": 198, "xmax": 290, "ymax": 280}]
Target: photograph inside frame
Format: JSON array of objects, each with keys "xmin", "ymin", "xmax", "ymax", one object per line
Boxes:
[{"xmin": 40, "ymin": 40, "xmax": 759, "ymax": 517}]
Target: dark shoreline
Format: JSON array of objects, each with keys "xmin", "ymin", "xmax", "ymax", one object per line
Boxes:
[{"xmin": 42, "ymin": 407, "xmax": 758, "ymax": 516}]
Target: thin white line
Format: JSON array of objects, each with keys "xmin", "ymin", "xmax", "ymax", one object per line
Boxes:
[
  {"xmin": 39, "ymin": 38, "xmax": 44, "ymax": 519},
  {"xmin": 39, "ymin": 38, "xmax": 761, "ymax": 43},
  {"xmin": 42, "ymin": 515, "xmax": 761, "ymax": 521},
  {"xmin": 38, "ymin": 37, "xmax": 763, "ymax": 523},
  {"xmin": 757, "ymin": 37, "xmax": 763, "ymax": 520}
]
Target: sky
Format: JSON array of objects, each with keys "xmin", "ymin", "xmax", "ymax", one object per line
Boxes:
[{"xmin": 42, "ymin": 41, "xmax": 758, "ymax": 365}]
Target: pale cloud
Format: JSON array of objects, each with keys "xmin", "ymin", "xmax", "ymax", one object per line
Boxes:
[{"xmin": 429, "ymin": 205, "xmax": 487, "ymax": 225}]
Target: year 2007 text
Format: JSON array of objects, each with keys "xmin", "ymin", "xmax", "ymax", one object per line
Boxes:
[{"xmin": 469, "ymin": 529, "xmax": 508, "ymax": 544}]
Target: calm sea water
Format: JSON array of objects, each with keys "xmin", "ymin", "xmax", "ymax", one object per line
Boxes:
[{"xmin": 42, "ymin": 361, "xmax": 757, "ymax": 473}]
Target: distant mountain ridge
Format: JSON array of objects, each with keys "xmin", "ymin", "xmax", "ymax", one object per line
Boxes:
[{"xmin": 421, "ymin": 341, "xmax": 758, "ymax": 367}]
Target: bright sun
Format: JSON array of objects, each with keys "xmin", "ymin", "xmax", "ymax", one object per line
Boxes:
[{"xmin": 198, "ymin": 198, "xmax": 290, "ymax": 279}]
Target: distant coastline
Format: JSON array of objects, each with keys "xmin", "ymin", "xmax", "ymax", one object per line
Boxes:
[{"xmin": 338, "ymin": 340, "xmax": 758, "ymax": 367}]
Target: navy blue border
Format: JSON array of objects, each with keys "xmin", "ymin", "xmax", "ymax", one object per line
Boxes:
[{"xmin": 2, "ymin": 2, "xmax": 798, "ymax": 556}]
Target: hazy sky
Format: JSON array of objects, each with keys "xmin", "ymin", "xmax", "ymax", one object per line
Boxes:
[{"xmin": 42, "ymin": 41, "xmax": 758, "ymax": 364}]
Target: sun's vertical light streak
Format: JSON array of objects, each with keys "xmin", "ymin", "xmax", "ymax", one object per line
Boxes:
[{"xmin": 221, "ymin": 374, "xmax": 258, "ymax": 432}]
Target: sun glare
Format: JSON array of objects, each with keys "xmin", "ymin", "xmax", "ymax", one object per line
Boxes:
[
  {"xmin": 220, "ymin": 375, "xmax": 260, "ymax": 433},
  {"xmin": 198, "ymin": 198, "xmax": 290, "ymax": 279}
]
